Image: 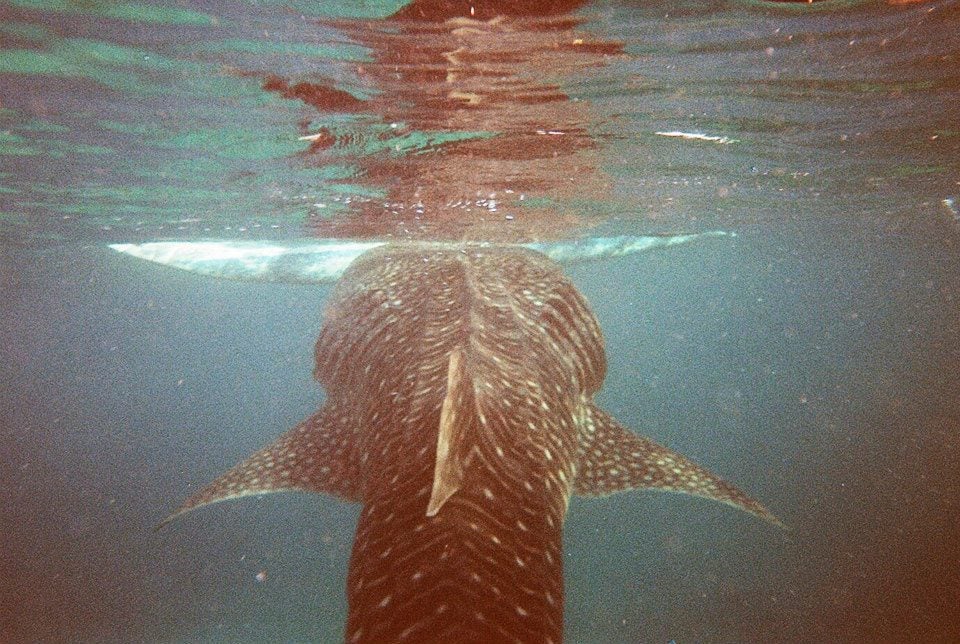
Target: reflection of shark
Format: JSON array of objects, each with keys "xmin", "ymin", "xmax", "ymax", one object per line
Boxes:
[
  {"xmin": 162, "ymin": 242, "xmax": 779, "ymax": 643},
  {"xmin": 109, "ymin": 231, "xmax": 733, "ymax": 283}
]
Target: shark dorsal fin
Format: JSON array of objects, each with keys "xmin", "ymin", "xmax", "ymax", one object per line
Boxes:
[
  {"xmin": 575, "ymin": 405, "xmax": 784, "ymax": 527},
  {"xmin": 427, "ymin": 347, "xmax": 470, "ymax": 516}
]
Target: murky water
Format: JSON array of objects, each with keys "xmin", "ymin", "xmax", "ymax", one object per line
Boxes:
[{"xmin": 2, "ymin": 0, "xmax": 958, "ymax": 642}]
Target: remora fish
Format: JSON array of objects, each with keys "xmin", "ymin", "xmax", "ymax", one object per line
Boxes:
[
  {"xmin": 109, "ymin": 231, "xmax": 732, "ymax": 284},
  {"xmin": 161, "ymin": 242, "xmax": 780, "ymax": 643}
]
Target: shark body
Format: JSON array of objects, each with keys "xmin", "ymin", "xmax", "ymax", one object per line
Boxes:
[{"xmin": 164, "ymin": 243, "xmax": 779, "ymax": 643}]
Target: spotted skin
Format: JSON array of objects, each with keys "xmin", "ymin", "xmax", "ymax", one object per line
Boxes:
[
  {"xmin": 574, "ymin": 405, "xmax": 783, "ymax": 526},
  {"xmin": 165, "ymin": 243, "xmax": 780, "ymax": 643}
]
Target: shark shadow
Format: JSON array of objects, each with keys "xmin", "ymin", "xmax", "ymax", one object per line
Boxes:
[{"xmin": 162, "ymin": 243, "xmax": 781, "ymax": 643}]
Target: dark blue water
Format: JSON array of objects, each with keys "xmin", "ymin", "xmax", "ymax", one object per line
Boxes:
[{"xmin": 2, "ymin": 0, "xmax": 959, "ymax": 641}]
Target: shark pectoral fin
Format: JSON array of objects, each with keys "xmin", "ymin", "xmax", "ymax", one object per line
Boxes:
[
  {"xmin": 427, "ymin": 348, "xmax": 469, "ymax": 517},
  {"xmin": 158, "ymin": 401, "xmax": 364, "ymax": 529},
  {"xmin": 574, "ymin": 405, "xmax": 784, "ymax": 528}
]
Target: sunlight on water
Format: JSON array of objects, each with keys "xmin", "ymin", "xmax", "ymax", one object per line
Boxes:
[{"xmin": 2, "ymin": 0, "xmax": 955, "ymax": 244}]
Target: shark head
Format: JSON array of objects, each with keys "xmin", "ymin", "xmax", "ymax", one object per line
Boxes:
[{"xmin": 162, "ymin": 242, "xmax": 781, "ymax": 643}]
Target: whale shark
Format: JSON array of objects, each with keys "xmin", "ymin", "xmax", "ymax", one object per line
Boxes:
[{"xmin": 160, "ymin": 241, "xmax": 780, "ymax": 643}]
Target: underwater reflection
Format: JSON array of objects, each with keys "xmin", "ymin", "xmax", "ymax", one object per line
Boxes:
[{"xmin": 244, "ymin": 0, "xmax": 622, "ymax": 241}]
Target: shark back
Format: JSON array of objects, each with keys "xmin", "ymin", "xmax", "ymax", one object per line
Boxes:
[
  {"xmin": 160, "ymin": 242, "xmax": 781, "ymax": 643},
  {"xmin": 316, "ymin": 244, "xmax": 605, "ymax": 643}
]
